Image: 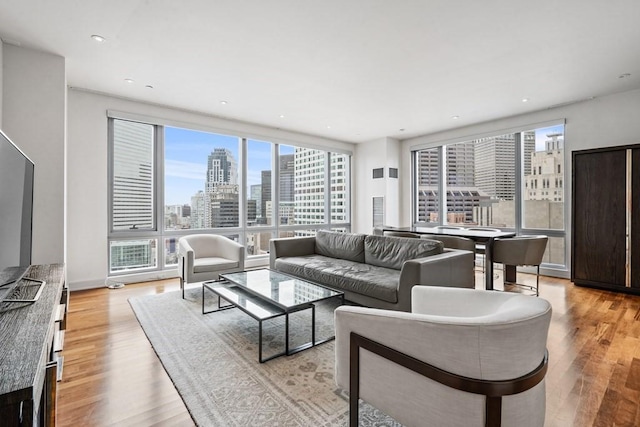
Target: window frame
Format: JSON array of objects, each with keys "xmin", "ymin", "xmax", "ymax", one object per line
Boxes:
[
  {"xmin": 411, "ymin": 120, "xmax": 567, "ymax": 270},
  {"xmin": 107, "ymin": 113, "xmax": 352, "ymax": 276}
]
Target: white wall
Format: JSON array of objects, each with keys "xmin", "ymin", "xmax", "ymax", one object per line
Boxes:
[
  {"xmin": 67, "ymin": 88, "xmax": 355, "ymax": 290},
  {"xmin": 353, "ymin": 137, "xmax": 402, "ymax": 234},
  {"xmin": 2, "ymin": 45, "xmax": 66, "ymax": 265}
]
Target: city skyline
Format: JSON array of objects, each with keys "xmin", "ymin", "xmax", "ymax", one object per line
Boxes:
[{"xmin": 164, "ymin": 126, "xmax": 294, "ymax": 205}]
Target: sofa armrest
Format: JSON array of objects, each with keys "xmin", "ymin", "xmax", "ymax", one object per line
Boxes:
[
  {"xmin": 269, "ymin": 236, "xmax": 317, "ymax": 269},
  {"xmin": 396, "ymin": 249, "xmax": 475, "ymax": 311}
]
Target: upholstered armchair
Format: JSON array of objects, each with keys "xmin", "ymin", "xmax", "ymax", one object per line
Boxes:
[
  {"xmin": 335, "ymin": 286, "xmax": 552, "ymax": 427},
  {"xmin": 492, "ymin": 235, "xmax": 548, "ymax": 296},
  {"xmin": 177, "ymin": 234, "xmax": 245, "ymax": 298}
]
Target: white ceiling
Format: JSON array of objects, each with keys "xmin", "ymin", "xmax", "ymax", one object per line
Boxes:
[{"xmin": 0, "ymin": 0, "xmax": 639, "ymax": 143}]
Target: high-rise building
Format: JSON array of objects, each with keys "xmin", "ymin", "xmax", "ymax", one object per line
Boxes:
[
  {"xmin": 210, "ymin": 184, "xmax": 239, "ymax": 227},
  {"xmin": 250, "ymin": 184, "xmax": 262, "ymax": 218},
  {"xmin": 206, "ymin": 148, "xmax": 238, "ymax": 193},
  {"xmin": 112, "ymin": 120, "xmax": 154, "ymax": 230},
  {"xmin": 293, "ymin": 149, "xmax": 348, "ymax": 229},
  {"xmin": 474, "ymin": 132, "xmax": 535, "ymax": 201},
  {"xmin": 416, "ymin": 143, "xmax": 486, "ymax": 223},
  {"xmin": 190, "ymin": 190, "xmax": 210, "ymax": 229},
  {"xmin": 294, "ymin": 148, "xmax": 325, "ymax": 227},
  {"xmin": 201, "ymin": 148, "xmax": 239, "ymax": 228},
  {"xmin": 279, "ymin": 154, "xmax": 295, "ymax": 202},
  {"xmin": 110, "ymin": 239, "xmax": 155, "ymax": 271},
  {"xmin": 525, "ymin": 133, "xmax": 564, "ymax": 202},
  {"xmin": 279, "ymin": 153, "xmax": 296, "ymax": 225},
  {"xmin": 260, "ymin": 170, "xmax": 271, "ymax": 225}
]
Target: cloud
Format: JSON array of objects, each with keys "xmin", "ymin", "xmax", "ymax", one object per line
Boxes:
[{"xmin": 165, "ymin": 159, "xmax": 206, "ymax": 180}]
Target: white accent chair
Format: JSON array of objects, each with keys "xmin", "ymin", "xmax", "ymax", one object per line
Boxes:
[
  {"xmin": 177, "ymin": 234, "xmax": 245, "ymax": 298},
  {"xmin": 335, "ymin": 286, "xmax": 552, "ymax": 427}
]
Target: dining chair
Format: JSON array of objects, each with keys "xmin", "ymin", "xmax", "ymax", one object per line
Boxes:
[
  {"xmin": 420, "ymin": 234, "xmax": 476, "ymax": 268},
  {"xmin": 465, "ymin": 227, "xmax": 502, "ymax": 271},
  {"xmin": 492, "ymin": 235, "xmax": 548, "ymax": 296}
]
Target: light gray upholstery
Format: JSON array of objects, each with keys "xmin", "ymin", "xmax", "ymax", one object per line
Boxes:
[
  {"xmin": 270, "ymin": 231, "xmax": 474, "ymax": 311},
  {"xmin": 178, "ymin": 234, "xmax": 245, "ymax": 296},
  {"xmin": 335, "ymin": 286, "xmax": 552, "ymax": 427}
]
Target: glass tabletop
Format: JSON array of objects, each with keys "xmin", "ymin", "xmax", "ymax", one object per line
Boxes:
[{"xmin": 219, "ymin": 269, "xmax": 342, "ymax": 309}]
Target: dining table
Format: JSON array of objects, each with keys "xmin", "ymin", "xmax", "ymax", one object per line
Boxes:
[{"xmin": 379, "ymin": 226, "xmax": 517, "ymax": 291}]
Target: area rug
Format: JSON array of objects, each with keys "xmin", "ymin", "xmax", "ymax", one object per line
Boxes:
[{"xmin": 129, "ymin": 287, "xmax": 401, "ymax": 426}]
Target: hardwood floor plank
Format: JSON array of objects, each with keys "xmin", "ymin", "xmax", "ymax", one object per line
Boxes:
[{"xmin": 56, "ymin": 274, "xmax": 640, "ymax": 426}]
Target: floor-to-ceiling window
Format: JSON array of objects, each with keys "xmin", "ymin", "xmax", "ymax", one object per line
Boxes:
[
  {"xmin": 412, "ymin": 122, "xmax": 566, "ymax": 268},
  {"xmin": 108, "ymin": 117, "xmax": 351, "ymax": 275}
]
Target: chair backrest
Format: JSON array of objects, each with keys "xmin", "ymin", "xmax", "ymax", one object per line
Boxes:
[
  {"xmin": 180, "ymin": 234, "xmax": 226, "ymax": 258},
  {"xmin": 493, "ymin": 235, "xmax": 548, "ymax": 266},
  {"xmin": 420, "ymin": 234, "xmax": 475, "ymax": 252},
  {"xmin": 383, "ymin": 231, "xmax": 421, "ymax": 239},
  {"xmin": 335, "ymin": 287, "xmax": 552, "ymax": 427}
]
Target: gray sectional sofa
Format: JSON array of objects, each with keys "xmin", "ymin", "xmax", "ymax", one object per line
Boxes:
[{"xmin": 269, "ymin": 230, "xmax": 475, "ymax": 312}]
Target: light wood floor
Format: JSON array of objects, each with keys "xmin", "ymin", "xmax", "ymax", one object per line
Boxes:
[{"xmin": 56, "ymin": 272, "xmax": 640, "ymax": 426}]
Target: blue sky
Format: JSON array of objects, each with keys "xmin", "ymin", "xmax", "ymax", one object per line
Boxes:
[
  {"xmin": 534, "ymin": 124, "xmax": 564, "ymax": 151},
  {"xmin": 164, "ymin": 126, "xmax": 293, "ymax": 205}
]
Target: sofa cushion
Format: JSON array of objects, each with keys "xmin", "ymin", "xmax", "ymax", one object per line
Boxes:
[
  {"xmin": 274, "ymin": 255, "xmax": 398, "ymax": 303},
  {"xmin": 364, "ymin": 235, "xmax": 443, "ymax": 270},
  {"xmin": 314, "ymin": 230, "xmax": 366, "ymax": 263}
]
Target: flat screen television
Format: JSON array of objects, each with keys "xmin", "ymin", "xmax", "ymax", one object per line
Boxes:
[{"xmin": 0, "ymin": 129, "xmax": 34, "ymax": 300}]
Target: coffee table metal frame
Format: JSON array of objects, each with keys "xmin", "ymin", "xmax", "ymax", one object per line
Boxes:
[{"xmin": 202, "ymin": 270, "xmax": 344, "ymax": 363}]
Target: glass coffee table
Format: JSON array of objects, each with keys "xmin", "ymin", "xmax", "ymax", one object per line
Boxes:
[{"xmin": 202, "ymin": 269, "xmax": 344, "ymax": 363}]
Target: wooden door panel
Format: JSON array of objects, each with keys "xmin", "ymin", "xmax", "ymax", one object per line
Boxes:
[
  {"xmin": 572, "ymin": 149, "xmax": 627, "ymax": 286},
  {"xmin": 632, "ymin": 148, "xmax": 640, "ymax": 289}
]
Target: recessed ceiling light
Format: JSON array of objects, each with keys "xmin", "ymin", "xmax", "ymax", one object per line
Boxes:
[
  {"xmin": 91, "ymin": 34, "xmax": 106, "ymax": 42},
  {"xmin": 145, "ymin": 85, "xmax": 153, "ymax": 89},
  {"xmin": 124, "ymin": 78, "xmax": 134, "ymax": 83},
  {"xmin": 220, "ymin": 100, "xmax": 228, "ymax": 105},
  {"xmin": 327, "ymin": 125, "xmax": 331, "ymax": 129},
  {"xmin": 522, "ymin": 98, "xmax": 529, "ymax": 103},
  {"xmin": 451, "ymin": 115, "xmax": 460, "ymax": 120},
  {"xmin": 279, "ymin": 114, "xmax": 285, "ymax": 118},
  {"xmin": 399, "ymin": 128, "xmax": 405, "ymax": 132},
  {"xmin": 618, "ymin": 73, "xmax": 631, "ymax": 79}
]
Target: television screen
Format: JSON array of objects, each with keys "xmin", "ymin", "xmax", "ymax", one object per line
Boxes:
[{"xmin": 0, "ymin": 129, "xmax": 34, "ymax": 292}]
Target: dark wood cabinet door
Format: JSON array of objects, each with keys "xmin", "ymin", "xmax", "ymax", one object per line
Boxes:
[
  {"xmin": 572, "ymin": 149, "xmax": 627, "ymax": 287},
  {"xmin": 632, "ymin": 148, "xmax": 640, "ymax": 289}
]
